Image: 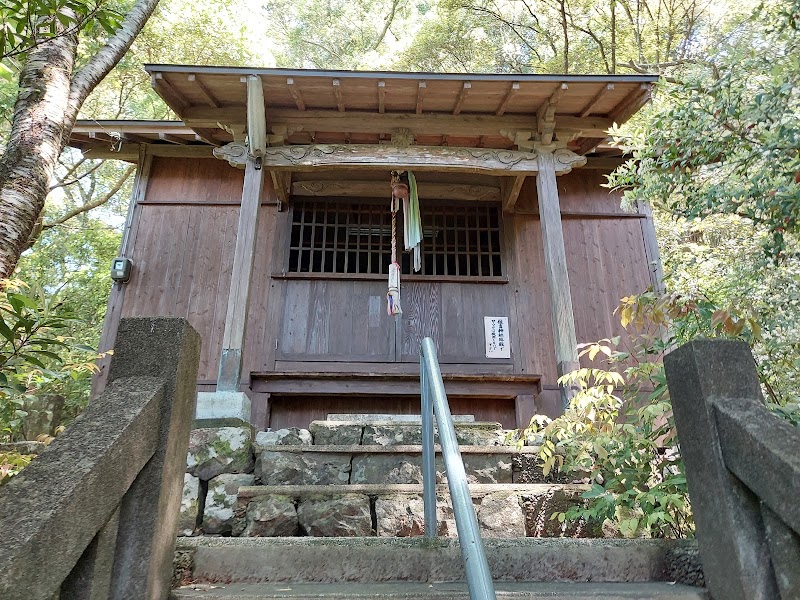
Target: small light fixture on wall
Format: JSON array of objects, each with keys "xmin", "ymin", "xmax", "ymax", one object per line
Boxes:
[{"xmin": 110, "ymin": 257, "xmax": 133, "ymax": 283}]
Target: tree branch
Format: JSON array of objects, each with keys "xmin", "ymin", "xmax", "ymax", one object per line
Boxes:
[
  {"xmin": 43, "ymin": 165, "xmax": 135, "ymax": 229},
  {"xmin": 66, "ymin": 0, "xmax": 160, "ymax": 130}
]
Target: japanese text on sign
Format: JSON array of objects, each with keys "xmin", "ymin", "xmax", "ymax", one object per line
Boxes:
[{"xmin": 484, "ymin": 316, "xmax": 511, "ymax": 359}]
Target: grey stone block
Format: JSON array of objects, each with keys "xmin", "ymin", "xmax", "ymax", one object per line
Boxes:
[
  {"xmin": 187, "ymin": 426, "xmax": 254, "ymax": 481},
  {"xmin": 476, "ymin": 492, "xmax": 526, "ymax": 538},
  {"xmin": 522, "ymin": 488, "xmax": 590, "ymax": 537},
  {"xmin": 242, "ymin": 495, "xmax": 298, "ymax": 537},
  {"xmin": 309, "ymin": 421, "xmax": 363, "ymax": 445},
  {"xmin": 351, "ymin": 454, "xmax": 423, "ymax": 484},
  {"xmin": 177, "ymin": 474, "xmax": 201, "ymax": 536},
  {"xmin": 202, "ymin": 474, "xmax": 256, "ymax": 535},
  {"xmin": 254, "ymin": 428, "xmax": 312, "ymax": 452},
  {"xmin": 362, "ymin": 424, "xmax": 423, "ymax": 446},
  {"xmin": 257, "ymin": 451, "xmax": 351, "ymax": 485},
  {"xmin": 297, "ymin": 495, "xmax": 373, "ymax": 537},
  {"xmin": 459, "ymin": 455, "xmax": 512, "ymax": 484},
  {"xmin": 450, "ymin": 423, "xmax": 504, "ymax": 446},
  {"xmin": 374, "ymin": 493, "xmax": 456, "ymax": 537}
]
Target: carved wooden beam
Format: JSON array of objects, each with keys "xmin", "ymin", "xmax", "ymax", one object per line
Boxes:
[
  {"xmin": 158, "ymin": 133, "xmax": 189, "ymax": 145},
  {"xmin": 537, "ymin": 83, "xmax": 568, "ymax": 146},
  {"xmin": 292, "ymin": 179, "xmax": 501, "ymax": 202},
  {"xmin": 182, "ymin": 107, "xmax": 616, "ymax": 139},
  {"xmin": 252, "ymin": 144, "xmax": 585, "ymax": 175},
  {"xmin": 502, "ymin": 175, "xmax": 527, "ymax": 213}
]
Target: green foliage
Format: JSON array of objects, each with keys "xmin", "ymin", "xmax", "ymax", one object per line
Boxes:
[
  {"xmin": 609, "ymin": 0, "xmax": 800, "ymax": 260},
  {"xmin": 0, "ymin": 279, "xmax": 105, "ymax": 443},
  {"xmin": 519, "ymin": 290, "xmax": 767, "ymax": 538},
  {"xmin": 0, "ymin": 450, "xmax": 33, "ymax": 484},
  {"xmin": 0, "ymin": 0, "xmax": 122, "ymax": 64}
]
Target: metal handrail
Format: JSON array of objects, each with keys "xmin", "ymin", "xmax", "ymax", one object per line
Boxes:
[{"xmin": 420, "ymin": 337, "xmax": 497, "ymax": 600}]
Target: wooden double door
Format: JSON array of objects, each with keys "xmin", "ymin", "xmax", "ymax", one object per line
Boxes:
[{"xmin": 276, "ymin": 277, "xmax": 512, "ymax": 365}]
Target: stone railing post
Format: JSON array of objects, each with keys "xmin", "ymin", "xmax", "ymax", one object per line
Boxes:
[
  {"xmin": 105, "ymin": 317, "xmax": 201, "ymax": 600},
  {"xmin": 664, "ymin": 340, "xmax": 779, "ymax": 600}
]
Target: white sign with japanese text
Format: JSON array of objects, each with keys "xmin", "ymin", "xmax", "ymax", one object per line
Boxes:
[{"xmin": 483, "ymin": 316, "xmax": 511, "ymax": 359}]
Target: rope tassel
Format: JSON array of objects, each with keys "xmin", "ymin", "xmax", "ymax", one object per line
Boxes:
[{"xmin": 387, "ymin": 190, "xmax": 402, "ymax": 316}]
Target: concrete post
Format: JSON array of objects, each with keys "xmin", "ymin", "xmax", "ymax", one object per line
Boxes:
[
  {"xmin": 664, "ymin": 340, "xmax": 779, "ymax": 600},
  {"xmin": 107, "ymin": 317, "xmax": 201, "ymax": 600}
]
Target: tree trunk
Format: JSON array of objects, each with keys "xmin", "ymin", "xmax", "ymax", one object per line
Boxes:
[
  {"xmin": 0, "ymin": 0, "xmax": 160, "ymax": 278},
  {"xmin": 0, "ymin": 32, "xmax": 77, "ymax": 278}
]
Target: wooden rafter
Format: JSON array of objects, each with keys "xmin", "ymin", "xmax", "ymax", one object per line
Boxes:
[
  {"xmin": 575, "ymin": 137, "xmax": 602, "ymax": 155},
  {"xmin": 611, "ymin": 84, "xmax": 651, "ymax": 123},
  {"xmin": 478, "ymin": 135, "xmax": 487, "ymax": 148},
  {"xmin": 119, "ymin": 132, "xmax": 151, "ymax": 144},
  {"xmin": 415, "ymin": 81, "xmax": 426, "ymax": 114},
  {"xmin": 188, "ymin": 74, "xmax": 221, "ymax": 108},
  {"xmin": 377, "ymin": 80, "xmax": 386, "ymax": 114},
  {"xmin": 182, "ymin": 107, "xmax": 616, "ymax": 139},
  {"xmin": 287, "ymin": 78, "xmax": 306, "ymax": 111},
  {"xmin": 270, "ymin": 170, "xmax": 292, "ymax": 204},
  {"xmin": 332, "ymin": 79, "xmax": 345, "ymax": 112},
  {"xmin": 496, "ymin": 82, "xmax": 520, "ymax": 116},
  {"xmin": 150, "ymin": 72, "xmax": 189, "ymax": 110},
  {"xmin": 158, "ymin": 133, "xmax": 190, "ymax": 145},
  {"xmin": 579, "ymin": 83, "xmax": 614, "ymax": 117},
  {"xmin": 453, "ymin": 82, "xmax": 471, "ymax": 115}
]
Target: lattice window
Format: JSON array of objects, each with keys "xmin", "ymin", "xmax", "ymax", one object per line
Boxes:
[{"xmin": 287, "ymin": 199, "xmax": 502, "ymax": 277}]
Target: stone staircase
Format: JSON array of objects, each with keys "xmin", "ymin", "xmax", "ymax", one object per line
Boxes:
[{"xmin": 173, "ymin": 416, "xmax": 707, "ymax": 599}]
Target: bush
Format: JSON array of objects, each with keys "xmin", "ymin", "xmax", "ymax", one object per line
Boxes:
[{"xmin": 517, "ymin": 290, "xmax": 771, "ymax": 538}]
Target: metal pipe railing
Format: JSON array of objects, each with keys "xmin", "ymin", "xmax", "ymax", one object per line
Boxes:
[{"xmin": 420, "ymin": 337, "xmax": 496, "ymax": 600}]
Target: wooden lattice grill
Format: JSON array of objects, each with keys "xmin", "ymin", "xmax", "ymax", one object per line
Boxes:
[{"xmin": 288, "ymin": 199, "xmax": 502, "ymax": 277}]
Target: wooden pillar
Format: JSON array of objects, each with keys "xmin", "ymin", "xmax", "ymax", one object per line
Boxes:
[
  {"xmin": 217, "ymin": 158, "xmax": 264, "ymax": 392},
  {"xmin": 536, "ymin": 150, "xmax": 579, "ymax": 409}
]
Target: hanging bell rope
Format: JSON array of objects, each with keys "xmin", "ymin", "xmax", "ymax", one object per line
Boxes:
[{"xmin": 387, "ymin": 171, "xmax": 404, "ymax": 316}]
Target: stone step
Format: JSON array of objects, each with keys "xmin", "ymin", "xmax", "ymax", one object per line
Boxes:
[
  {"xmin": 230, "ymin": 483, "xmax": 599, "ymax": 538},
  {"xmin": 308, "ymin": 420, "xmax": 508, "ymax": 447},
  {"xmin": 174, "ymin": 537, "xmax": 704, "ymax": 587},
  {"xmin": 254, "ymin": 445, "xmax": 546, "ymax": 487},
  {"xmin": 172, "ymin": 581, "xmax": 708, "ymax": 599}
]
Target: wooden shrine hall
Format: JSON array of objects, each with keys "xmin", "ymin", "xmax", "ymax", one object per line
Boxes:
[{"xmin": 76, "ymin": 66, "xmax": 662, "ymax": 430}]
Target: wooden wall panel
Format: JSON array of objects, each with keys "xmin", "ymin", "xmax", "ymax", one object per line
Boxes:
[
  {"xmin": 558, "ymin": 169, "xmax": 628, "ymax": 214},
  {"xmin": 115, "ymin": 156, "xmax": 279, "ymax": 383},
  {"xmin": 145, "ymin": 157, "xmax": 244, "ymax": 203}
]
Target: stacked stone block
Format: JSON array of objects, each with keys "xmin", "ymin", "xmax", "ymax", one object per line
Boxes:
[{"xmin": 179, "ymin": 419, "xmax": 594, "ymax": 538}]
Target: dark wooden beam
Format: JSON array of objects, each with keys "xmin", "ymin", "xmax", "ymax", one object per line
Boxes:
[
  {"xmin": 580, "ymin": 83, "xmax": 614, "ymax": 117},
  {"xmin": 377, "ymin": 80, "xmax": 386, "ymax": 114},
  {"xmin": 150, "ymin": 72, "xmax": 188, "ymax": 110},
  {"xmin": 158, "ymin": 133, "xmax": 189, "ymax": 145},
  {"xmin": 501, "ymin": 175, "xmax": 527, "ymax": 213},
  {"xmin": 415, "ymin": 81, "xmax": 426, "ymax": 114},
  {"xmin": 610, "ymin": 83, "xmax": 651, "ymax": 123},
  {"xmin": 332, "ymin": 79, "xmax": 344, "ymax": 112},
  {"xmin": 287, "ymin": 77, "xmax": 306, "ymax": 111},
  {"xmin": 496, "ymin": 82, "xmax": 520, "ymax": 116},
  {"xmin": 453, "ymin": 82, "xmax": 471, "ymax": 115},
  {"xmin": 188, "ymin": 73, "xmax": 221, "ymax": 108}
]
